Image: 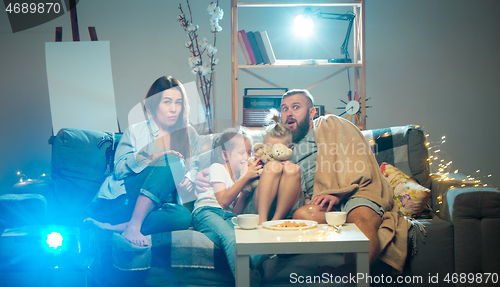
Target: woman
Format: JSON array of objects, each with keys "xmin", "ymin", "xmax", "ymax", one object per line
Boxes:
[{"xmin": 85, "ymin": 76, "xmax": 199, "ymax": 246}]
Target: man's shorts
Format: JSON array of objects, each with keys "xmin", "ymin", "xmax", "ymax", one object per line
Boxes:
[{"xmin": 340, "ymin": 196, "xmax": 385, "ymax": 218}]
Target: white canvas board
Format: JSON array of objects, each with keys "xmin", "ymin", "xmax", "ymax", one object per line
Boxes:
[{"xmin": 45, "ymin": 41, "xmax": 118, "ymax": 132}]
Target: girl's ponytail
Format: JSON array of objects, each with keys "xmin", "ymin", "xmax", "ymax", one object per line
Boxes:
[{"xmin": 264, "ymin": 109, "xmax": 292, "ymax": 145}]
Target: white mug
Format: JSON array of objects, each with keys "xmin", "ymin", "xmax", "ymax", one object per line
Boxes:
[
  {"xmin": 325, "ymin": 211, "xmax": 347, "ymax": 226},
  {"xmin": 231, "ymin": 214, "xmax": 259, "ymax": 230}
]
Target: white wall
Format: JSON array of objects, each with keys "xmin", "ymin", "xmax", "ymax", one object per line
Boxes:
[{"xmin": 1, "ymin": 0, "xmax": 499, "ymax": 191}]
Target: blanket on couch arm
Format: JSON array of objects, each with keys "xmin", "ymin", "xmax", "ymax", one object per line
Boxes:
[
  {"xmin": 312, "ymin": 115, "xmax": 411, "ymax": 273},
  {"xmin": 112, "ymin": 229, "xmax": 222, "ymax": 271}
]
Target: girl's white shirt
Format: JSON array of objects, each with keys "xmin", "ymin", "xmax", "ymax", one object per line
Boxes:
[{"xmin": 193, "ymin": 163, "xmax": 235, "ymax": 211}]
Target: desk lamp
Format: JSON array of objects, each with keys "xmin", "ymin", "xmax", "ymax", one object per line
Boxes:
[{"xmin": 294, "ymin": 7, "xmax": 356, "ymax": 63}]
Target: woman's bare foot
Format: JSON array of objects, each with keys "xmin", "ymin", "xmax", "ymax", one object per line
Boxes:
[
  {"xmin": 121, "ymin": 225, "xmax": 150, "ymax": 247},
  {"xmin": 83, "ymin": 218, "xmax": 114, "ymax": 230}
]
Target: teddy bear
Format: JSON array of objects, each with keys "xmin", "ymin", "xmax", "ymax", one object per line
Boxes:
[
  {"xmin": 241, "ymin": 143, "xmax": 293, "ymax": 193},
  {"xmin": 252, "ymin": 143, "xmax": 273, "ymax": 164},
  {"xmin": 271, "ymin": 143, "xmax": 293, "ymax": 161}
]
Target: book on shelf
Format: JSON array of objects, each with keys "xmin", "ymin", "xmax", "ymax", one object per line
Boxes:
[
  {"xmin": 260, "ymin": 31, "xmax": 276, "ymax": 65},
  {"xmin": 246, "ymin": 31, "xmax": 264, "ymax": 64},
  {"xmin": 238, "ymin": 30, "xmax": 256, "ymax": 65},
  {"xmin": 237, "ymin": 30, "xmax": 252, "ymax": 65},
  {"xmin": 254, "ymin": 31, "xmax": 270, "ymax": 64}
]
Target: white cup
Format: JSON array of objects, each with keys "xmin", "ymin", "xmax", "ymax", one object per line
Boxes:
[
  {"xmin": 325, "ymin": 211, "xmax": 347, "ymax": 226},
  {"xmin": 231, "ymin": 214, "xmax": 259, "ymax": 230}
]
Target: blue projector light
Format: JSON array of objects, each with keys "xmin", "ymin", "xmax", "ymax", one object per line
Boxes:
[
  {"xmin": 0, "ymin": 225, "xmax": 80, "ymax": 257},
  {"xmin": 46, "ymin": 231, "xmax": 64, "ymax": 249}
]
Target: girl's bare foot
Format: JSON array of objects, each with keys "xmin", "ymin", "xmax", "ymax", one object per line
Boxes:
[{"xmin": 121, "ymin": 225, "xmax": 150, "ymax": 247}]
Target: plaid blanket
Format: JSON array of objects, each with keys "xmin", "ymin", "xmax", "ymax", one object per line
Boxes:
[
  {"xmin": 112, "ymin": 229, "xmax": 226, "ymax": 271},
  {"xmin": 362, "ymin": 125, "xmax": 431, "ymax": 188},
  {"xmin": 362, "ymin": 126, "xmax": 413, "ymax": 176}
]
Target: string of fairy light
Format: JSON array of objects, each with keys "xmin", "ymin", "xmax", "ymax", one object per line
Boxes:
[
  {"xmin": 16, "ymin": 171, "xmax": 48, "ymax": 184},
  {"xmin": 425, "ymin": 134, "xmax": 495, "ymax": 188}
]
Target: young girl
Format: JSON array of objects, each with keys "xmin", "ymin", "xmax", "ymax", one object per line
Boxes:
[
  {"xmin": 244, "ymin": 109, "xmax": 303, "ymax": 224},
  {"xmin": 191, "ymin": 128, "xmax": 268, "ymax": 280}
]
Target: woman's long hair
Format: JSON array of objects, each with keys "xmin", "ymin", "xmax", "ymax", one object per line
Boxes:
[{"xmin": 144, "ymin": 76, "xmax": 192, "ymax": 168}]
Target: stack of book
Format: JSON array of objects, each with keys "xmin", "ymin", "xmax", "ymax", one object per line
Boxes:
[{"xmin": 237, "ymin": 30, "xmax": 276, "ymax": 65}]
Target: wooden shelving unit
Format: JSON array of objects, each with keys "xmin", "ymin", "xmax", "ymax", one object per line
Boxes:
[{"xmin": 230, "ymin": 0, "xmax": 366, "ymax": 130}]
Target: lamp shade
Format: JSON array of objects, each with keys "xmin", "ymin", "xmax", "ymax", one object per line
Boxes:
[{"xmin": 293, "ymin": 14, "xmax": 314, "ymax": 37}]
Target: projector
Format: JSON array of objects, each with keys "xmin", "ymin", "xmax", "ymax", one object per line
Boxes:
[
  {"xmin": 0, "ymin": 225, "xmax": 91, "ymax": 286},
  {"xmin": 0, "ymin": 225, "xmax": 81, "ymax": 259}
]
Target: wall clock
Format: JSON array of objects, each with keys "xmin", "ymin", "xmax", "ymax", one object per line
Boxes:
[{"xmin": 335, "ymin": 91, "xmax": 371, "ymax": 123}]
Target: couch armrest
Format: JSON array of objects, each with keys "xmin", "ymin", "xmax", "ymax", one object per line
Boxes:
[
  {"xmin": 0, "ymin": 194, "xmax": 47, "ymax": 227},
  {"xmin": 430, "ymin": 173, "xmax": 487, "ymax": 222},
  {"xmin": 452, "ymin": 190, "xmax": 500, "ymax": 277}
]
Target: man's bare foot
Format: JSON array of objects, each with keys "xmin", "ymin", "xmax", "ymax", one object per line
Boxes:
[
  {"xmin": 316, "ymin": 263, "xmax": 355, "ymax": 276},
  {"xmin": 121, "ymin": 225, "xmax": 150, "ymax": 247},
  {"xmin": 83, "ymin": 218, "xmax": 114, "ymax": 230},
  {"xmin": 262, "ymin": 255, "xmax": 288, "ymax": 281}
]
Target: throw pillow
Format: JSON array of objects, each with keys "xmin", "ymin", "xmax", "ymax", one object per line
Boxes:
[{"xmin": 380, "ymin": 162, "xmax": 431, "ymax": 217}]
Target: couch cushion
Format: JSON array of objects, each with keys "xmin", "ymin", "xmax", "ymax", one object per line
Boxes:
[
  {"xmin": 381, "ymin": 163, "xmax": 431, "ymax": 217},
  {"xmin": 50, "ymin": 128, "xmax": 118, "ymax": 219},
  {"xmin": 362, "ymin": 125, "xmax": 431, "ymax": 189}
]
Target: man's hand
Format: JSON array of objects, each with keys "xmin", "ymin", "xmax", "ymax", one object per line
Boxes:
[
  {"xmin": 194, "ymin": 169, "xmax": 210, "ymax": 193},
  {"xmin": 310, "ymin": 194, "xmax": 344, "ymax": 212}
]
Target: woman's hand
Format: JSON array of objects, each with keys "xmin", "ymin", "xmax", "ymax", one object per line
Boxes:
[
  {"xmin": 177, "ymin": 177, "xmax": 195, "ymax": 201},
  {"xmin": 242, "ymin": 160, "xmax": 262, "ymax": 180},
  {"xmin": 195, "ymin": 169, "xmax": 210, "ymax": 193},
  {"xmin": 147, "ymin": 150, "xmax": 184, "ymax": 162},
  {"xmin": 178, "ymin": 178, "xmax": 194, "ymax": 192}
]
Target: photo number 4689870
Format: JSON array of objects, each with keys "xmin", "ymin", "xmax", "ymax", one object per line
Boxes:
[{"xmin": 5, "ymin": 2, "xmax": 62, "ymax": 14}]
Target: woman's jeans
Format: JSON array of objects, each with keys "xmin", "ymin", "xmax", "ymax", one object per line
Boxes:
[
  {"xmin": 98, "ymin": 153, "xmax": 192, "ymax": 233},
  {"xmin": 192, "ymin": 206, "xmax": 268, "ymax": 277}
]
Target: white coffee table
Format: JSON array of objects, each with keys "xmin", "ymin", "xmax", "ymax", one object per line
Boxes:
[{"xmin": 234, "ymin": 223, "xmax": 370, "ymax": 287}]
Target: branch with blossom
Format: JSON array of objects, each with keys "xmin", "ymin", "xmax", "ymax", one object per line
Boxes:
[{"xmin": 178, "ymin": 1, "xmax": 223, "ymax": 132}]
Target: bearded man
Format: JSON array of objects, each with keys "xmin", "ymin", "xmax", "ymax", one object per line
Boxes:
[{"xmin": 281, "ymin": 89, "xmax": 409, "ymax": 274}]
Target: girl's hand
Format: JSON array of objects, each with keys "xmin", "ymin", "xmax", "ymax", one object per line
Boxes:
[{"xmin": 242, "ymin": 160, "xmax": 262, "ymax": 180}]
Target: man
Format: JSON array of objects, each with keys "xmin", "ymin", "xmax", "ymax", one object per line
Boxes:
[
  {"xmin": 196, "ymin": 89, "xmax": 409, "ymax": 273},
  {"xmin": 281, "ymin": 89, "xmax": 409, "ymax": 273},
  {"xmin": 281, "ymin": 89, "xmax": 382, "ymax": 266}
]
